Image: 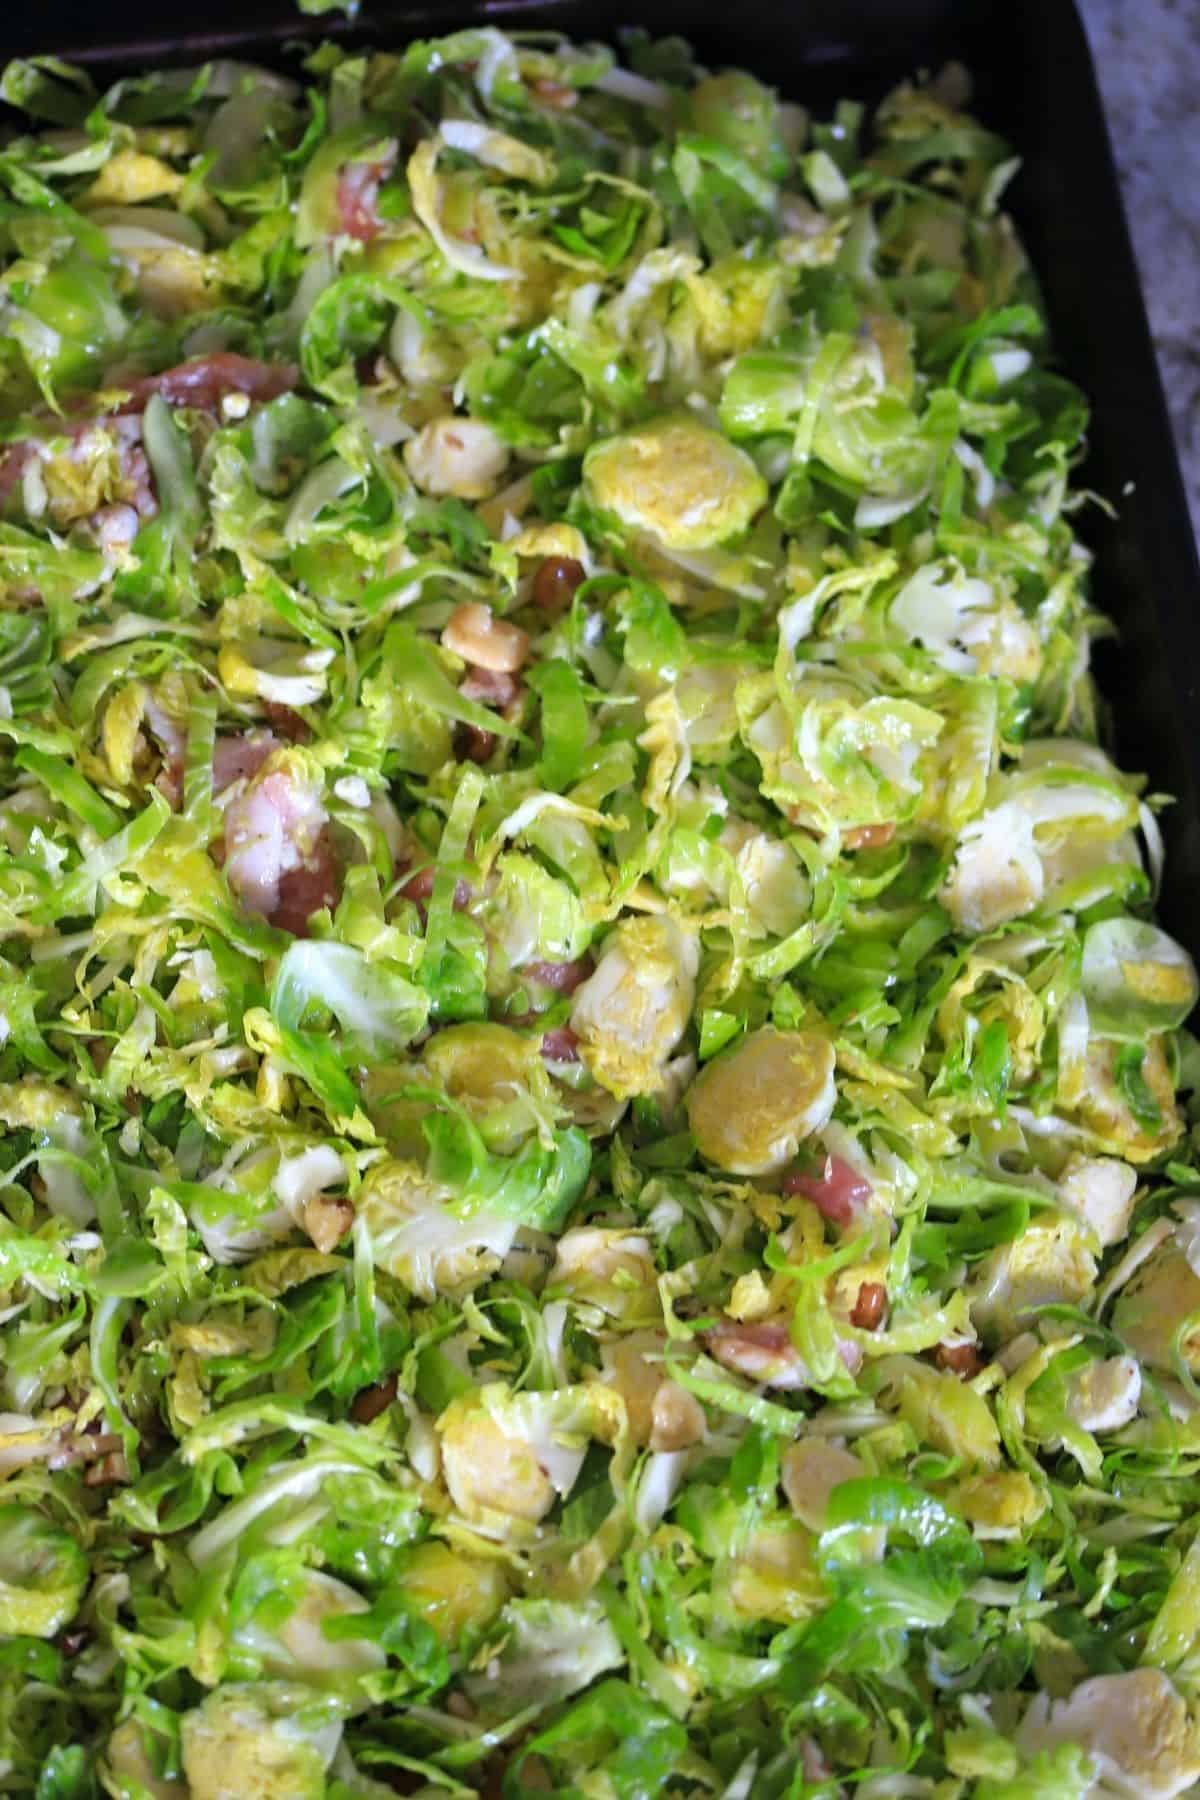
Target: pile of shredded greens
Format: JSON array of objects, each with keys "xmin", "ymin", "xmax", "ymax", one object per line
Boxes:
[{"xmin": 3, "ymin": 17, "xmax": 1200, "ymax": 1800}]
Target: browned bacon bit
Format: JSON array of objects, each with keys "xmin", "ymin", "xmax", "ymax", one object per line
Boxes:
[
  {"xmin": 397, "ymin": 864, "xmax": 472, "ymax": 910},
  {"xmin": 2, "ymin": 412, "xmax": 159, "ymax": 528},
  {"xmin": 540, "ymin": 1026, "xmax": 580, "ymax": 1063},
  {"xmin": 460, "ymin": 666, "xmax": 520, "ymax": 709},
  {"xmin": 85, "ymin": 1450, "xmax": 130, "ymax": 1487},
  {"xmin": 154, "ymin": 750, "xmax": 184, "ymax": 811},
  {"xmin": 455, "ymin": 721, "xmax": 499, "ymax": 765},
  {"xmin": 532, "ymin": 554, "xmax": 586, "ymax": 615},
  {"xmin": 844, "ymin": 821, "xmax": 897, "ymax": 851},
  {"xmin": 525, "ymin": 955, "xmax": 593, "ymax": 994},
  {"xmin": 48, "ymin": 1429, "xmax": 125, "ymax": 1473},
  {"xmin": 851, "ymin": 1281, "xmax": 887, "ymax": 1331},
  {"xmin": 213, "ymin": 730, "xmax": 280, "ymax": 794},
  {"xmin": 124, "ymin": 353, "xmax": 299, "ymax": 414},
  {"xmin": 262, "ymin": 701, "xmax": 311, "ymax": 743},
  {"xmin": 934, "ymin": 1341, "xmax": 982, "ymax": 1379},
  {"xmin": 271, "ymin": 829, "xmax": 340, "ymax": 937},
  {"xmin": 350, "ymin": 1373, "xmax": 399, "ymax": 1425},
  {"xmin": 304, "ymin": 1190, "xmax": 355, "ymax": 1255},
  {"xmin": 532, "ymin": 77, "xmax": 579, "ymax": 109},
  {"xmin": 781, "ymin": 1155, "xmax": 872, "ymax": 1228},
  {"xmin": 58, "ymin": 1629, "xmax": 90, "ymax": 1657},
  {"xmin": 398, "ymin": 863, "xmax": 437, "ymax": 903}
]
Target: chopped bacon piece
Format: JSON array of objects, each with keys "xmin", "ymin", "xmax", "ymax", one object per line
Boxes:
[
  {"xmin": 781, "ymin": 1155, "xmax": 872, "ymax": 1228},
  {"xmin": 124, "ymin": 352, "xmax": 298, "ymax": 414},
  {"xmin": 460, "ymin": 666, "xmax": 520, "ymax": 709},
  {"xmin": 540, "ymin": 1026, "xmax": 580, "ymax": 1064},
  {"xmin": 398, "ymin": 864, "xmax": 471, "ymax": 910},
  {"xmin": 531, "ymin": 555, "xmax": 586, "ymax": 615},
  {"xmin": 454, "ymin": 721, "xmax": 499, "ymax": 765},
  {"xmin": 350, "ymin": 1373, "xmax": 398, "ymax": 1425},
  {"xmin": 48, "ymin": 1429, "xmax": 123, "ymax": 1473},
  {"xmin": 934, "ymin": 1341, "xmax": 982, "ymax": 1379},
  {"xmin": 111, "ymin": 415, "xmax": 158, "ymax": 519},
  {"xmin": 154, "ymin": 758, "xmax": 184, "ymax": 809},
  {"xmin": 851, "ymin": 1282, "xmax": 887, "ymax": 1331},
  {"xmin": 223, "ymin": 764, "xmax": 338, "ymax": 934},
  {"xmin": 271, "ymin": 828, "xmax": 339, "ymax": 937},
  {"xmin": 844, "ymin": 821, "xmax": 896, "ymax": 851},
  {"xmin": 532, "ymin": 77, "xmax": 579, "ymax": 110},
  {"xmin": 335, "ymin": 148, "xmax": 398, "ymax": 243},
  {"xmin": 525, "ymin": 955, "xmax": 593, "ymax": 994},
  {"xmin": 2, "ymin": 415, "xmax": 158, "ymax": 530},
  {"xmin": 705, "ymin": 1320, "xmax": 808, "ymax": 1388},
  {"xmin": 84, "ymin": 1450, "xmax": 129, "ymax": 1487},
  {"xmin": 213, "ymin": 731, "xmax": 280, "ymax": 794},
  {"xmin": 706, "ymin": 1318, "xmax": 862, "ymax": 1390},
  {"xmin": 397, "ymin": 864, "xmax": 436, "ymax": 902},
  {"xmin": 262, "ymin": 701, "xmax": 311, "ymax": 744}
]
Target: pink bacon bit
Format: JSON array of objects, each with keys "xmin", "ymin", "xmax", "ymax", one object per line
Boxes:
[
  {"xmin": 539, "ymin": 1025, "xmax": 580, "ymax": 1064},
  {"xmin": 213, "ymin": 731, "xmax": 280, "ymax": 795},
  {"xmin": 335, "ymin": 146, "xmax": 399, "ymax": 243},
  {"xmin": 271, "ymin": 829, "xmax": 340, "ymax": 937},
  {"xmin": 123, "ymin": 352, "xmax": 298, "ymax": 415},
  {"xmin": 705, "ymin": 1320, "xmax": 809, "ymax": 1389},
  {"xmin": 843, "ymin": 821, "xmax": 897, "ymax": 851},
  {"xmin": 1, "ymin": 419, "xmax": 157, "ymax": 525},
  {"xmin": 781, "ymin": 1155, "xmax": 872, "ymax": 1229},
  {"xmin": 221, "ymin": 763, "xmax": 340, "ymax": 936},
  {"xmin": 524, "ymin": 955, "xmax": 593, "ymax": 995},
  {"xmin": 455, "ymin": 722, "xmax": 499, "ymax": 765},
  {"xmin": 2, "ymin": 417, "xmax": 159, "ymax": 528},
  {"xmin": 112, "ymin": 417, "xmax": 158, "ymax": 520},
  {"xmin": 261, "ymin": 701, "xmax": 311, "ymax": 744},
  {"xmin": 455, "ymin": 667, "xmax": 522, "ymax": 765},
  {"xmin": 1, "ymin": 354, "xmax": 294, "ymax": 519},
  {"xmin": 705, "ymin": 1318, "xmax": 862, "ymax": 1390},
  {"xmin": 154, "ymin": 751, "xmax": 184, "ymax": 811},
  {"xmin": 460, "ymin": 667, "xmax": 520, "ymax": 709},
  {"xmin": 397, "ymin": 863, "xmax": 472, "ymax": 911}
]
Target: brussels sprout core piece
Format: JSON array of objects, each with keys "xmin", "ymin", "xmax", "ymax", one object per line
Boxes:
[
  {"xmin": 686, "ymin": 1027, "xmax": 836, "ymax": 1174},
  {"xmin": 0, "ymin": 1503, "xmax": 87, "ymax": 1638},
  {"xmin": 583, "ymin": 418, "xmax": 767, "ymax": 550}
]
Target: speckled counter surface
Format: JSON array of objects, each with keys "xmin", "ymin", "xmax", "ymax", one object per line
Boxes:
[{"xmin": 1079, "ymin": 0, "xmax": 1199, "ymax": 535}]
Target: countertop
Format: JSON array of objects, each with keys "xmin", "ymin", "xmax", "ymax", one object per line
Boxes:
[{"xmin": 1080, "ymin": 0, "xmax": 1199, "ymax": 534}]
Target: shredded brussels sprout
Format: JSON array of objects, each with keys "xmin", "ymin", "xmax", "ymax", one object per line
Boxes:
[{"xmin": 0, "ymin": 18, "xmax": 1197, "ymax": 1798}]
